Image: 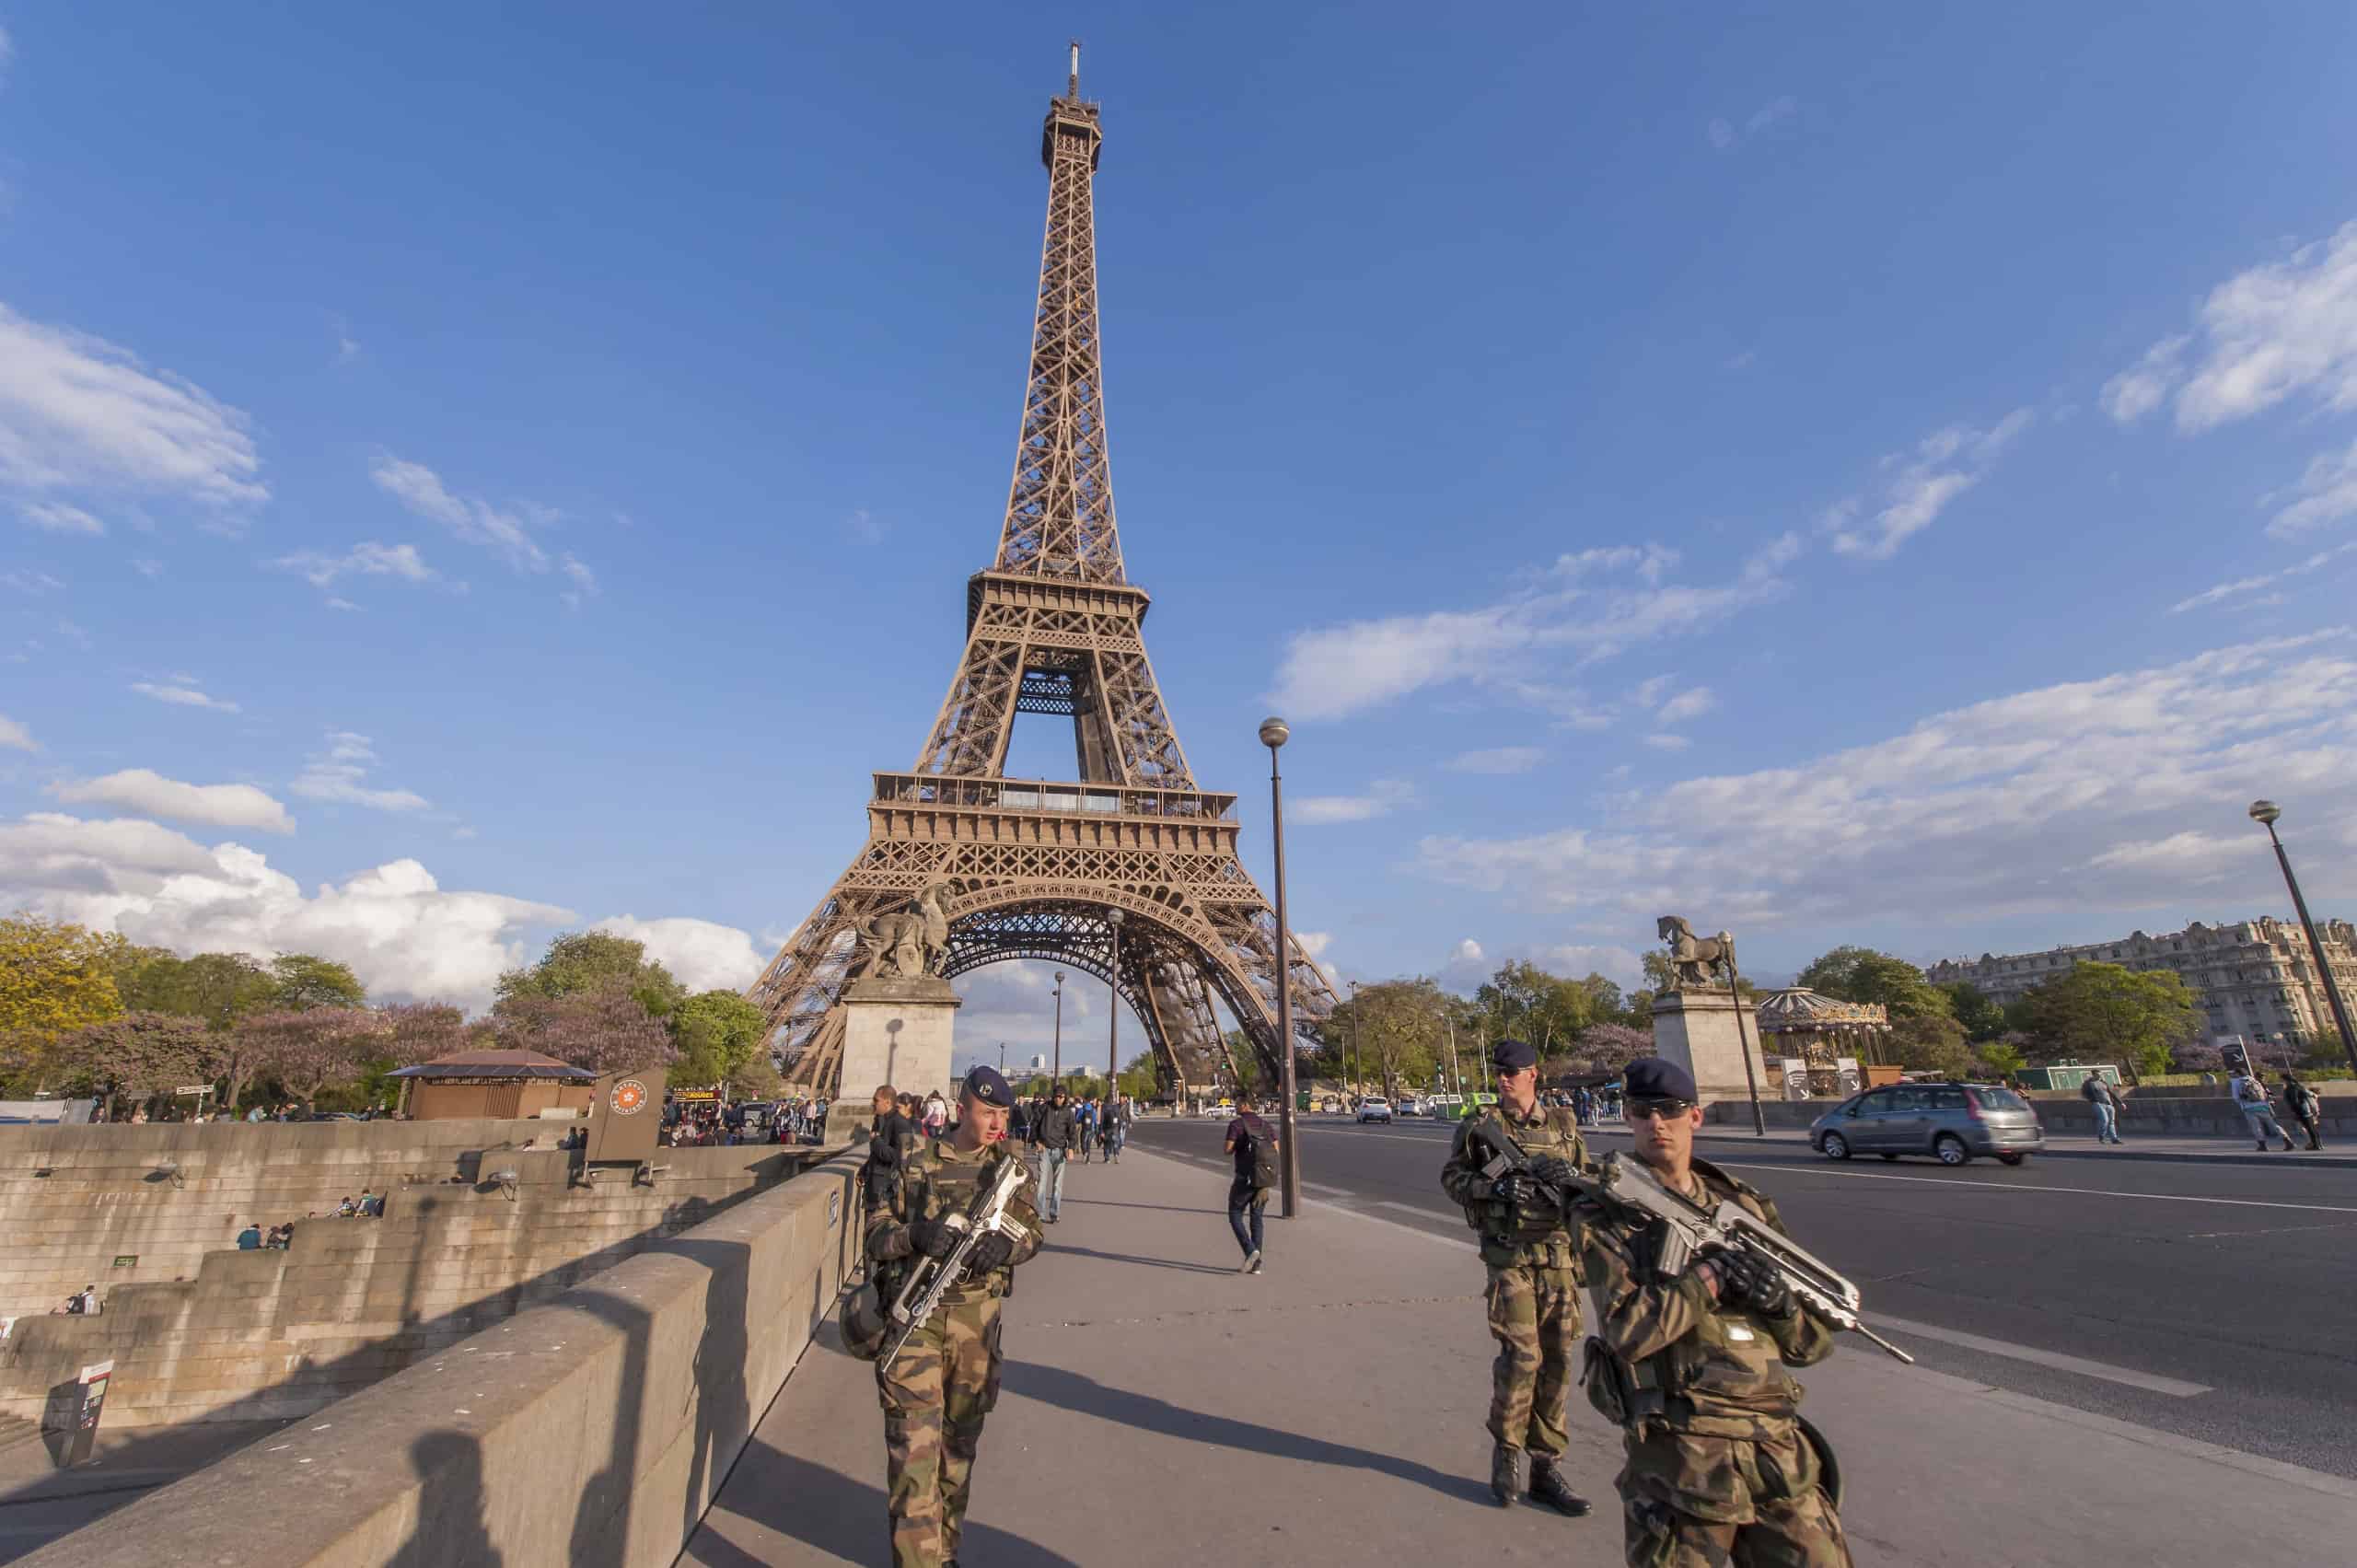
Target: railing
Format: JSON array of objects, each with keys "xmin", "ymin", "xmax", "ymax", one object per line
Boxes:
[{"xmin": 872, "ymin": 772, "xmax": 1236, "ymax": 822}]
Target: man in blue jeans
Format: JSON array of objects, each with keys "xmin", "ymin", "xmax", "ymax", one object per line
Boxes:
[
  {"xmin": 1224, "ymin": 1097, "xmax": 1277, "ymax": 1274},
  {"xmin": 2080, "ymin": 1072, "xmax": 2121, "ymax": 1144},
  {"xmin": 1031, "ymin": 1086, "xmax": 1077, "ymax": 1222}
]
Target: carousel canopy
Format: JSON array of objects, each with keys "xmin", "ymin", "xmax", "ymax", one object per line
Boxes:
[{"xmin": 1752, "ymin": 987, "xmax": 1889, "ymax": 1030}]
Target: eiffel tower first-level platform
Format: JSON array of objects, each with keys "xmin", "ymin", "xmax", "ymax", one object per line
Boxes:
[{"xmin": 753, "ymin": 48, "xmax": 1336, "ymax": 1100}]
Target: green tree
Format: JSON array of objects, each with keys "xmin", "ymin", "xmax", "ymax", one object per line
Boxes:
[
  {"xmin": 1885, "ymin": 1012, "xmax": 1975, "ymax": 1077},
  {"xmin": 668, "ymin": 989, "xmax": 769, "ymax": 1088},
  {"xmin": 267, "ymin": 953, "xmax": 367, "ymax": 1012},
  {"xmin": 1940, "ymin": 981, "xmax": 2008, "ymax": 1042},
  {"xmin": 1977, "ymin": 1040, "xmax": 2027, "ymax": 1078},
  {"xmin": 1, "ymin": 912, "xmax": 125, "ymax": 1088},
  {"xmin": 1797, "ymin": 947, "xmax": 1953, "ymax": 1024},
  {"xmin": 112, "ymin": 949, "xmax": 276, "ymax": 1030},
  {"xmin": 496, "ymin": 931, "xmax": 685, "ymax": 1021},
  {"xmin": 1341, "ymin": 978, "xmax": 1447, "ymax": 1101},
  {"xmin": 1116, "ymin": 1050, "xmax": 1161, "ymax": 1103},
  {"xmin": 2014, "ymin": 962, "xmax": 2200, "ymax": 1078},
  {"xmin": 728, "ymin": 1053, "xmax": 786, "ymax": 1101}
]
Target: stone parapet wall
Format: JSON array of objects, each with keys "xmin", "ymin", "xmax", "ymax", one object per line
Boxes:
[
  {"xmin": 0, "ymin": 1131, "xmax": 836, "ymax": 1428},
  {"xmin": 17, "ymin": 1149, "xmax": 865, "ymax": 1568}
]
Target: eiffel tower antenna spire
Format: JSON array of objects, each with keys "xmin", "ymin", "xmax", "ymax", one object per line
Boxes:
[{"xmin": 751, "ymin": 54, "xmax": 1335, "ymax": 1104}]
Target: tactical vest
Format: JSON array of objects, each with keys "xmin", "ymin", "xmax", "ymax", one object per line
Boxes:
[
  {"xmin": 1585, "ymin": 1160, "xmax": 1804, "ymax": 1439},
  {"xmin": 880, "ymin": 1138, "xmax": 1026, "ymax": 1306},
  {"xmin": 1463, "ymin": 1106, "xmax": 1585, "ymax": 1268}
]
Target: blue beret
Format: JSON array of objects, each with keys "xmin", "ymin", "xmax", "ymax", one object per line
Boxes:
[
  {"xmin": 963, "ymin": 1067, "xmax": 1014, "ymax": 1108},
  {"xmin": 1623, "ymin": 1058, "xmax": 1698, "ymax": 1102},
  {"xmin": 1492, "ymin": 1038, "xmax": 1538, "ymax": 1072}
]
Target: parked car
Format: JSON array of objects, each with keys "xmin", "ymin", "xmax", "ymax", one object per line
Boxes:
[
  {"xmin": 1356, "ymin": 1098, "xmax": 1394, "ymax": 1124},
  {"xmin": 1395, "ymin": 1097, "xmax": 1426, "ymax": 1117},
  {"xmin": 1810, "ymin": 1083, "xmax": 2042, "ymax": 1167}
]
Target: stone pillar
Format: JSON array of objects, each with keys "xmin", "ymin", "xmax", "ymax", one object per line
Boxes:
[
  {"xmin": 836, "ymin": 976, "xmax": 962, "ymax": 1111},
  {"xmin": 1651, "ymin": 988, "xmax": 1765, "ymax": 1104}
]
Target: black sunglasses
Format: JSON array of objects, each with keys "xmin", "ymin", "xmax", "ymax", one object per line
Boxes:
[{"xmin": 1624, "ymin": 1098, "xmax": 1695, "ymax": 1121}]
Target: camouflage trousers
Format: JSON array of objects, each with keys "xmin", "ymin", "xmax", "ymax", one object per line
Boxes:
[
  {"xmin": 876, "ymin": 1291, "xmax": 1004, "ymax": 1568},
  {"xmin": 1482, "ymin": 1258, "xmax": 1580, "ymax": 1458},
  {"xmin": 1619, "ymin": 1424, "xmax": 1852, "ymax": 1567}
]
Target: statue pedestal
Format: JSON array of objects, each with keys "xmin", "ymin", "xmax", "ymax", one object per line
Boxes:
[
  {"xmin": 1651, "ymin": 989, "xmax": 1764, "ymax": 1103},
  {"xmin": 837, "ymin": 976, "xmax": 961, "ymax": 1109}
]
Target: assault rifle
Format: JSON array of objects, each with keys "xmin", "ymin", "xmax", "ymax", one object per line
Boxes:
[
  {"xmin": 881, "ymin": 1153, "xmax": 1033, "ymax": 1364},
  {"xmin": 1474, "ymin": 1138, "xmax": 1913, "ymax": 1365}
]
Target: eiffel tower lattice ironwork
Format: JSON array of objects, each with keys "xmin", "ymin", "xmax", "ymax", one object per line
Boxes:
[{"xmin": 754, "ymin": 47, "xmax": 1336, "ymax": 1099}]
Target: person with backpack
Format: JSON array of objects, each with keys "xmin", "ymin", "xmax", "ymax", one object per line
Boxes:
[
  {"xmin": 2232, "ymin": 1069, "xmax": 2298, "ymax": 1151},
  {"xmin": 2080, "ymin": 1072, "xmax": 2122, "ymax": 1144},
  {"xmin": 1223, "ymin": 1096, "xmax": 1282, "ymax": 1274},
  {"xmin": 2282, "ymin": 1072, "xmax": 2325, "ymax": 1150}
]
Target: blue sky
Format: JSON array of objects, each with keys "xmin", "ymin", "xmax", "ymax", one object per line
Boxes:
[{"xmin": 6, "ymin": 6, "xmax": 2357, "ymax": 1067}]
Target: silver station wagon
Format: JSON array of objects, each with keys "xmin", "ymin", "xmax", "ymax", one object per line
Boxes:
[{"xmin": 1809, "ymin": 1082, "xmax": 2044, "ymax": 1167}]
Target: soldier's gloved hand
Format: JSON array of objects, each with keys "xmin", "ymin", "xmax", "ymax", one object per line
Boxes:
[
  {"xmin": 968, "ymin": 1231, "xmax": 1016, "ymax": 1272},
  {"xmin": 1713, "ymin": 1250, "xmax": 1795, "ymax": 1318},
  {"xmin": 907, "ymin": 1217, "xmax": 960, "ymax": 1259},
  {"xmin": 1527, "ymin": 1155, "xmax": 1577, "ymax": 1190},
  {"xmin": 1492, "ymin": 1173, "xmax": 1535, "ymax": 1206}
]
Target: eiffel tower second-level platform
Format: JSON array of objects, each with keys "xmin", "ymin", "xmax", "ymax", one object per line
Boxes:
[{"xmin": 753, "ymin": 47, "xmax": 1335, "ymax": 1099}]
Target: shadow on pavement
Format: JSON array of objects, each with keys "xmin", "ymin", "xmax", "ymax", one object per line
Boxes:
[
  {"xmin": 1037, "ymin": 1242, "xmax": 1238, "ymax": 1278},
  {"xmin": 1058, "ymin": 1198, "xmax": 1224, "ymax": 1216},
  {"xmin": 1003, "ymin": 1362, "xmax": 1496, "ymax": 1507},
  {"xmin": 684, "ymin": 1443, "xmax": 1084, "ymax": 1568}
]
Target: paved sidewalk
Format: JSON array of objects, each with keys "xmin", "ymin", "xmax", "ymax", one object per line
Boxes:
[{"xmin": 682, "ymin": 1145, "xmax": 2357, "ymax": 1567}]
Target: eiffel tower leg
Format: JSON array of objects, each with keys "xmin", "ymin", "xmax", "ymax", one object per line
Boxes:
[{"xmin": 753, "ymin": 875, "xmax": 919, "ymax": 1094}]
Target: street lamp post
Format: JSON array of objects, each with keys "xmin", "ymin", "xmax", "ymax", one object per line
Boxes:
[
  {"xmin": 1107, "ymin": 909, "xmax": 1126, "ymax": 1109},
  {"xmin": 1346, "ymin": 980, "xmax": 1361, "ymax": 1100},
  {"xmin": 1051, "ymin": 970, "xmax": 1065, "ymax": 1082},
  {"xmin": 2249, "ymin": 801, "xmax": 2357, "ymax": 1076},
  {"xmin": 1260, "ymin": 715, "xmax": 1302, "ymax": 1219},
  {"xmin": 1723, "ymin": 938, "xmax": 1768, "ymax": 1137}
]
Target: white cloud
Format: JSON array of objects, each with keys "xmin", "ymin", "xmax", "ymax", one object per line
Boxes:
[
  {"xmin": 0, "ymin": 813, "xmax": 570, "ymax": 1009},
  {"xmin": 2099, "ymin": 335, "xmax": 2187, "ymax": 424},
  {"xmin": 50, "ymin": 769, "xmax": 294, "ymax": 833},
  {"xmin": 370, "ymin": 454, "xmax": 551, "ymax": 574},
  {"xmin": 848, "ymin": 508, "xmax": 885, "ymax": 545},
  {"xmin": 1655, "ymin": 687, "xmax": 1718, "ymax": 725},
  {"xmin": 21, "ymin": 502, "xmax": 103, "ymax": 535},
  {"xmin": 330, "ymin": 314, "xmax": 360, "ymax": 364},
  {"xmin": 2120, "ymin": 223, "xmax": 2357, "ymax": 434},
  {"xmin": 1295, "ymin": 931, "xmax": 1334, "ymax": 961},
  {"xmin": 0, "ymin": 302, "xmax": 266, "ymax": 515},
  {"xmin": 1542, "ymin": 944, "xmax": 1644, "ymax": 988},
  {"xmin": 1269, "ymin": 534, "xmax": 1797, "ymax": 722},
  {"xmin": 1828, "ymin": 410, "xmax": 2034, "ymax": 560},
  {"xmin": 0, "ymin": 713, "xmax": 32, "ymax": 750},
  {"xmin": 4, "ymin": 570, "xmax": 63, "ymax": 594},
  {"xmin": 1415, "ymin": 632, "xmax": 2357, "ymax": 933},
  {"xmin": 268, "ymin": 540, "xmax": 439, "ymax": 589},
  {"xmin": 1292, "ymin": 779, "xmax": 1417, "ymax": 826},
  {"xmin": 1709, "ymin": 96, "xmax": 1796, "ymax": 152},
  {"xmin": 592, "ymin": 914, "xmax": 765, "ymax": 993},
  {"xmin": 290, "ymin": 731, "xmax": 429, "ymax": 812},
  {"xmin": 1446, "ymin": 746, "xmax": 1543, "ymax": 774},
  {"xmin": 326, "ymin": 596, "xmax": 361, "ymax": 612},
  {"xmin": 1643, "ymin": 733, "xmax": 1692, "ymax": 751},
  {"xmin": 132, "ymin": 556, "xmax": 162, "ymax": 579},
  {"xmin": 2170, "ymin": 540, "xmax": 2357, "ymax": 612},
  {"xmin": 1708, "ymin": 118, "xmax": 1736, "ymax": 152},
  {"xmin": 559, "ymin": 552, "xmax": 597, "ymax": 609},
  {"xmin": 2269, "ymin": 436, "xmax": 2357, "ymax": 538},
  {"xmin": 132, "ymin": 678, "xmax": 238, "ymax": 714}
]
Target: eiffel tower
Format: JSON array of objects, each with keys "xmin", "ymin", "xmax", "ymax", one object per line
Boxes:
[{"xmin": 757, "ymin": 46, "xmax": 1337, "ymax": 1098}]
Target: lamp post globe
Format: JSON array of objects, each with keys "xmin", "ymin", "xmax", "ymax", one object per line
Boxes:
[
  {"xmin": 2249, "ymin": 799, "xmax": 2281, "ymax": 826},
  {"xmin": 1259, "ymin": 715, "xmax": 1290, "ymax": 750}
]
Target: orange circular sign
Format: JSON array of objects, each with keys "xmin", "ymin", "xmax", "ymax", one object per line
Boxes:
[{"xmin": 610, "ymin": 1078, "xmax": 649, "ymax": 1116}]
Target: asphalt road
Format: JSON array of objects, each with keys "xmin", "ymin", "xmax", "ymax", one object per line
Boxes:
[{"xmin": 1129, "ymin": 1113, "xmax": 2357, "ymax": 1479}]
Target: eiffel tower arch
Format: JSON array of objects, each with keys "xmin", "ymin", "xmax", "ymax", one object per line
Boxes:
[{"xmin": 753, "ymin": 48, "xmax": 1337, "ymax": 1099}]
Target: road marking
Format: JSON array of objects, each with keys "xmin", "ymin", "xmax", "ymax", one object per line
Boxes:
[
  {"xmin": 1302, "ymin": 1182, "xmax": 1351, "ymax": 1197},
  {"xmin": 1707, "ymin": 1160, "xmax": 2357, "ymax": 1215},
  {"xmin": 1868, "ymin": 1314, "xmax": 2211, "ymax": 1397},
  {"xmin": 1374, "ymin": 1199, "xmax": 1448, "ymax": 1220}
]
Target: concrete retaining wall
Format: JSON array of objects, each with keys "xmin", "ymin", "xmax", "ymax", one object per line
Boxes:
[
  {"xmin": 1703, "ymin": 1094, "xmax": 2357, "ymax": 1138},
  {"xmin": 1, "ymin": 1131, "xmax": 826, "ymax": 1428},
  {"xmin": 18, "ymin": 1148, "xmax": 865, "ymax": 1568}
]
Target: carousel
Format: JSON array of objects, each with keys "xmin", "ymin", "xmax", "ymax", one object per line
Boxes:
[{"xmin": 1751, "ymin": 988, "xmax": 1891, "ymax": 1098}]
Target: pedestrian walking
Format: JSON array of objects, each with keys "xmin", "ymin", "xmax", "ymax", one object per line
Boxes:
[
  {"xmin": 2080, "ymin": 1072, "xmax": 2122, "ymax": 1144},
  {"xmin": 2233, "ymin": 1070, "xmax": 2299, "ymax": 1151},
  {"xmin": 1104, "ymin": 1092, "xmax": 1129, "ymax": 1162},
  {"xmin": 1222, "ymin": 1097, "xmax": 1280, "ymax": 1273},
  {"xmin": 2282, "ymin": 1072, "xmax": 2325, "ymax": 1151},
  {"xmin": 1074, "ymin": 1096, "xmax": 1097, "ymax": 1164},
  {"xmin": 858, "ymin": 1067, "xmax": 1041, "ymax": 1567},
  {"xmin": 1437, "ymin": 1038, "xmax": 1593, "ymax": 1519},
  {"xmin": 1577, "ymin": 1058, "xmax": 1854, "ymax": 1564},
  {"xmin": 1031, "ymin": 1086, "xmax": 1076, "ymax": 1222}
]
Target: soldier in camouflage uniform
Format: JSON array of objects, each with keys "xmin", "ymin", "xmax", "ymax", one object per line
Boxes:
[
  {"xmin": 865, "ymin": 1067, "xmax": 1043, "ymax": 1568},
  {"xmin": 1438, "ymin": 1037, "xmax": 1595, "ymax": 1517},
  {"xmin": 1578, "ymin": 1058, "xmax": 1852, "ymax": 1567}
]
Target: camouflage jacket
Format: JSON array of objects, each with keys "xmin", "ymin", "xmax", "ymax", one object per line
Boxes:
[
  {"xmin": 1579, "ymin": 1156, "xmax": 1835, "ymax": 1439},
  {"xmin": 1438, "ymin": 1102, "xmax": 1593, "ymax": 1268},
  {"xmin": 865, "ymin": 1135, "xmax": 1044, "ymax": 1306}
]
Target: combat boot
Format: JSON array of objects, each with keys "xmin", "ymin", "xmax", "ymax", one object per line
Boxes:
[
  {"xmin": 1489, "ymin": 1443, "xmax": 1521, "ymax": 1506},
  {"xmin": 1527, "ymin": 1457, "xmax": 1592, "ymax": 1517}
]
